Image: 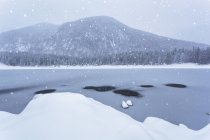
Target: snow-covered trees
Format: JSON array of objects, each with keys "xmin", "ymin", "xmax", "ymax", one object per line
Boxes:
[{"xmin": 0, "ymin": 47, "xmax": 210, "ymax": 66}]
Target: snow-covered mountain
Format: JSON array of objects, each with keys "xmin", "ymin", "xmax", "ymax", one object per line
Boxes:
[{"xmin": 0, "ymin": 16, "xmax": 209, "ymax": 56}]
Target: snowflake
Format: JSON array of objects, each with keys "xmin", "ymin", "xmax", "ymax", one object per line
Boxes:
[{"xmin": 9, "ymin": 10, "xmax": 13, "ymax": 14}]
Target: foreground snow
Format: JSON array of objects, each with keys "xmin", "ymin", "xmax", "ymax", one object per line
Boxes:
[{"xmin": 0, "ymin": 93, "xmax": 209, "ymax": 140}]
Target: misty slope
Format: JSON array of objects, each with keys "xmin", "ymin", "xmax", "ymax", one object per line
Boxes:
[
  {"xmin": 0, "ymin": 16, "xmax": 209, "ymax": 56},
  {"xmin": 0, "ymin": 23, "xmax": 58, "ymax": 52}
]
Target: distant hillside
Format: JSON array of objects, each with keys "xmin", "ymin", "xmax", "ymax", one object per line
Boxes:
[
  {"xmin": 0, "ymin": 23, "xmax": 58, "ymax": 52},
  {"xmin": 0, "ymin": 16, "xmax": 209, "ymax": 56},
  {"xmin": 0, "ymin": 16, "xmax": 210, "ymax": 66}
]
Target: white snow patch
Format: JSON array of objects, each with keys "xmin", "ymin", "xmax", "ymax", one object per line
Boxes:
[
  {"xmin": 0, "ymin": 62, "xmax": 8, "ymax": 68},
  {"xmin": 0, "ymin": 93, "xmax": 210, "ymax": 140},
  {"xmin": 0, "ymin": 63, "xmax": 210, "ymax": 70},
  {"xmin": 126, "ymin": 100, "xmax": 133, "ymax": 106},
  {"xmin": 121, "ymin": 100, "xmax": 129, "ymax": 109}
]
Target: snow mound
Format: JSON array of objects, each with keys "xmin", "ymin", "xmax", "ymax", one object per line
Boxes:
[{"xmin": 0, "ymin": 93, "xmax": 210, "ymax": 140}]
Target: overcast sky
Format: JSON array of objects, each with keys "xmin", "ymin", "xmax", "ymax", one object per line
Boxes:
[{"xmin": 0, "ymin": 0, "xmax": 210, "ymax": 44}]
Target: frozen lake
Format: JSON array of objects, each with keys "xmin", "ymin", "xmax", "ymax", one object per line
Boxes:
[{"xmin": 0, "ymin": 68, "xmax": 210, "ymax": 130}]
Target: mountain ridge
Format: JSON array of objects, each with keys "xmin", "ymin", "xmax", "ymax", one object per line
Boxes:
[{"xmin": 0, "ymin": 16, "xmax": 209, "ymax": 56}]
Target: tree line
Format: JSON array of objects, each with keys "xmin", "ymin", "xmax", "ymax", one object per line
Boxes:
[{"xmin": 0, "ymin": 47, "xmax": 210, "ymax": 66}]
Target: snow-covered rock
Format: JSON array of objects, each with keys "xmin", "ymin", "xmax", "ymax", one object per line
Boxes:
[
  {"xmin": 0, "ymin": 93, "xmax": 210, "ymax": 140},
  {"xmin": 126, "ymin": 100, "xmax": 133, "ymax": 106},
  {"xmin": 122, "ymin": 101, "xmax": 129, "ymax": 109}
]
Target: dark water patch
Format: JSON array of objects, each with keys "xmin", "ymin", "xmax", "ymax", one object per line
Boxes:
[
  {"xmin": 83, "ymin": 86, "xmax": 116, "ymax": 92},
  {"xmin": 140, "ymin": 85, "xmax": 154, "ymax": 88},
  {"xmin": 113, "ymin": 89, "xmax": 142, "ymax": 97},
  {"xmin": 35, "ymin": 89, "xmax": 56, "ymax": 94},
  {"xmin": 165, "ymin": 83, "xmax": 187, "ymax": 88}
]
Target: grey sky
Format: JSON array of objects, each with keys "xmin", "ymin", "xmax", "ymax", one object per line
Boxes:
[{"xmin": 0, "ymin": 0, "xmax": 210, "ymax": 44}]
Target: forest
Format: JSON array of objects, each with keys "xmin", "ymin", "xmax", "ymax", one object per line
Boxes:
[{"xmin": 0, "ymin": 47, "xmax": 210, "ymax": 66}]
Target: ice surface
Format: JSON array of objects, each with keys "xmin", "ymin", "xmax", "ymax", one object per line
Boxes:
[
  {"xmin": 0, "ymin": 65, "xmax": 209, "ymax": 130},
  {"xmin": 0, "ymin": 93, "xmax": 209, "ymax": 140}
]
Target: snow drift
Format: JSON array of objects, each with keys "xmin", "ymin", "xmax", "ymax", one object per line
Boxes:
[{"xmin": 0, "ymin": 93, "xmax": 209, "ymax": 140}]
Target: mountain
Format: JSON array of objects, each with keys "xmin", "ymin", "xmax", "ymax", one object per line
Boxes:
[
  {"xmin": 0, "ymin": 23, "xmax": 58, "ymax": 52},
  {"xmin": 0, "ymin": 16, "xmax": 209, "ymax": 57}
]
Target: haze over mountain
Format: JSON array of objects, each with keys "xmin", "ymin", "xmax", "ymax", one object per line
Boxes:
[
  {"xmin": 0, "ymin": 16, "xmax": 209, "ymax": 57},
  {"xmin": 1, "ymin": 0, "xmax": 210, "ymax": 45}
]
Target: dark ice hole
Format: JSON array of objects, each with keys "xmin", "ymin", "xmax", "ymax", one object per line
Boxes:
[
  {"xmin": 113, "ymin": 89, "xmax": 142, "ymax": 97},
  {"xmin": 140, "ymin": 85, "xmax": 154, "ymax": 88},
  {"xmin": 83, "ymin": 86, "xmax": 116, "ymax": 92},
  {"xmin": 165, "ymin": 83, "xmax": 187, "ymax": 88},
  {"xmin": 35, "ymin": 89, "xmax": 56, "ymax": 94}
]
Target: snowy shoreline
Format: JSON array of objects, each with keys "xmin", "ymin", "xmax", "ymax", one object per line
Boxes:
[
  {"xmin": 0, "ymin": 63, "xmax": 210, "ymax": 70},
  {"xmin": 0, "ymin": 93, "xmax": 209, "ymax": 140}
]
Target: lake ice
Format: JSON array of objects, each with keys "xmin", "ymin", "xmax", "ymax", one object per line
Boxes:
[{"xmin": 0, "ymin": 67, "xmax": 210, "ymax": 130}]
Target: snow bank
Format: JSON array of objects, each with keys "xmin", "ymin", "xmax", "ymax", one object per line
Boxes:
[
  {"xmin": 0, "ymin": 63, "xmax": 210, "ymax": 70},
  {"xmin": 0, "ymin": 63, "xmax": 8, "ymax": 68},
  {"xmin": 0, "ymin": 93, "xmax": 209, "ymax": 140}
]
